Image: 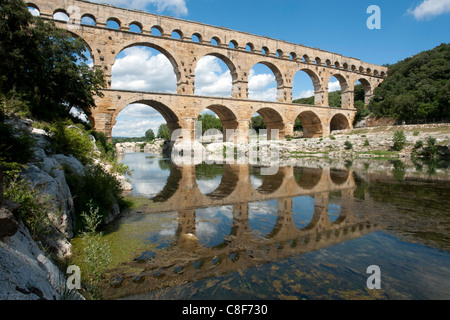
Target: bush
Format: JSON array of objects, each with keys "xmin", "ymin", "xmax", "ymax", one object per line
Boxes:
[
  {"xmin": 344, "ymin": 141, "xmax": 353, "ymax": 150},
  {"xmin": 414, "ymin": 140, "xmax": 424, "ymax": 149},
  {"xmin": 48, "ymin": 121, "xmax": 95, "ymax": 165},
  {"xmin": 364, "ymin": 139, "xmax": 370, "ymax": 147},
  {"xmin": 64, "ymin": 164, "xmax": 122, "ymax": 234},
  {"xmin": 393, "ymin": 130, "xmax": 407, "ymax": 151}
]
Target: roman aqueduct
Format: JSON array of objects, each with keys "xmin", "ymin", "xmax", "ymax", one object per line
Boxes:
[{"xmin": 26, "ymin": 0, "xmax": 388, "ymax": 141}]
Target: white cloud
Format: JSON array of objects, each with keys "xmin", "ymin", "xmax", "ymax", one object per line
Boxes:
[
  {"xmin": 88, "ymin": 0, "xmax": 188, "ymax": 16},
  {"xmin": 293, "ymin": 89, "xmax": 315, "ymax": 100},
  {"xmin": 327, "ymin": 80, "xmax": 341, "ymax": 92},
  {"xmin": 248, "ymin": 69, "xmax": 277, "ymax": 102},
  {"xmin": 112, "ymin": 47, "xmax": 177, "ymax": 93},
  {"xmin": 112, "ymin": 103, "xmax": 165, "ymax": 137},
  {"xmin": 194, "ymin": 56, "xmax": 232, "ymax": 97},
  {"xmin": 408, "ymin": 0, "xmax": 450, "ymax": 20}
]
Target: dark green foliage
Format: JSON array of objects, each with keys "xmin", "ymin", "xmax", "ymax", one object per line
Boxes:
[
  {"xmin": 197, "ymin": 114, "xmax": 222, "ymax": 134},
  {"xmin": 393, "ymin": 130, "xmax": 407, "ymax": 151},
  {"xmin": 145, "ymin": 129, "xmax": 155, "ymax": 141},
  {"xmin": 251, "ymin": 115, "xmax": 266, "ymax": 131},
  {"xmin": 0, "ymin": 0, "xmax": 106, "ymax": 121},
  {"xmin": 64, "ymin": 164, "xmax": 122, "ymax": 234},
  {"xmin": 370, "ymin": 43, "xmax": 450, "ymax": 120},
  {"xmin": 344, "ymin": 141, "xmax": 353, "ymax": 150},
  {"xmin": 157, "ymin": 123, "xmax": 171, "ymax": 140}
]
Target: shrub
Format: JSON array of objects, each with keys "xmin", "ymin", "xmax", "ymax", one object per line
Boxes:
[
  {"xmin": 364, "ymin": 139, "xmax": 370, "ymax": 147},
  {"xmin": 393, "ymin": 130, "xmax": 407, "ymax": 151},
  {"xmin": 64, "ymin": 164, "xmax": 122, "ymax": 234},
  {"xmin": 344, "ymin": 141, "xmax": 353, "ymax": 150},
  {"xmin": 48, "ymin": 121, "xmax": 94, "ymax": 165},
  {"xmin": 414, "ymin": 140, "xmax": 424, "ymax": 149}
]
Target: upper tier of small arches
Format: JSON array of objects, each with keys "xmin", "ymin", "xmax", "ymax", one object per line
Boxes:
[{"xmin": 26, "ymin": 1, "xmax": 387, "ymax": 78}]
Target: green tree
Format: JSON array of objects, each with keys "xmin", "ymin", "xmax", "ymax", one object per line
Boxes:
[
  {"xmin": 145, "ymin": 129, "xmax": 155, "ymax": 141},
  {"xmin": 251, "ymin": 115, "xmax": 266, "ymax": 132},
  {"xmin": 197, "ymin": 114, "xmax": 222, "ymax": 133},
  {"xmin": 0, "ymin": 0, "xmax": 106, "ymax": 121},
  {"xmin": 157, "ymin": 123, "xmax": 171, "ymax": 140}
]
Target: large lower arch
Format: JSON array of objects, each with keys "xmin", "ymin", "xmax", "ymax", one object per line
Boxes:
[
  {"xmin": 112, "ymin": 99, "xmax": 181, "ymax": 140},
  {"xmin": 200, "ymin": 104, "xmax": 239, "ymax": 142},
  {"xmin": 296, "ymin": 110, "xmax": 323, "ymax": 138},
  {"xmin": 330, "ymin": 113, "xmax": 350, "ymax": 132},
  {"xmin": 253, "ymin": 107, "xmax": 285, "ymax": 139}
]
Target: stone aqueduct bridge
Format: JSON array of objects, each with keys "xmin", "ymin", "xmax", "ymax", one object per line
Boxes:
[{"xmin": 27, "ymin": 0, "xmax": 388, "ymax": 141}]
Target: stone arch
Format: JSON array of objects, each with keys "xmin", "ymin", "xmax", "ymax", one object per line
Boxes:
[
  {"xmin": 116, "ymin": 42, "xmax": 182, "ymax": 86},
  {"xmin": 191, "ymin": 32, "xmax": 203, "ymax": 43},
  {"xmin": 292, "ymin": 68, "xmax": 323, "ymax": 104},
  {"xmin": 328, "ymin": 73, "xmax": 351, "ymax": 108},
  {"xmin": 245, "ymin": 42, "xmax": 255, "ymax": 52},
  {"xmin": 106, "ymin": 17, "xmax": 121, "ymax": 29},
  {"xmin": 210, "ymin": 36, "xmax": 221, "ymax": 46},
  {"xmin": 201, "ymin": 104, "xmax": 238, "ymax": 142},
  {"xmin": 330, "ymin": 169, "xmax": 349, "ymax": 186},
  {"xmin": 172, "ymin": 29, "xmax": 183, "ymax": 39},
  {"xmin": 129, "ymin": 21, "xmax": 143, "ymax": 33},
  {"xmin": 253, "ymin": 107, "xmax": 285, "ymax": 139},
  {"xmin": 228, "ymin": 40, "xmax": 238, "ymax": 49},
  {"xmin": 250, "ymin": 166, "xmax": 285, "ymax": 195},
  {"xmin": 253, "ymin": 61, "xmax": 284, "ymax": 91},
  {"xmin": 296, "ymin": 110, "xmax": 323, "ymax": 138},
  {"xmin": 81, "ymin": 13, "xmax": 96, "ymax": 26},
  {"xmin": 151, "ymin": 25, "xmax": 163, "ymax": 36},
  {"xmin": 356, "ymin": 78, "xmax": 372, "ymax": 105},
  {"xmin": 26, "ymin": 3, "xmax": 40, "ymax": 16},
  {"xmin": 53, "ymin": 8, "xmax": 69, "ymax": 21},
  {"xmin": 112, "ymin": 99, "xmax": 181, "ymax": 139},
  {"xmin": 294, "ymin": 167, "xmax": 323, "ymax": 190},
  {"xmin": 330, "ymin": 113, "xmax": 350, "ymax": 132},
  {"xmin": 200, "ymin": 164, "xmax": 239, "ymax": 200}
]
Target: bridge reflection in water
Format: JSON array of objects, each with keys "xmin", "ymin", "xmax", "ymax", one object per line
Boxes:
[{"xmin": 105, "ymin": 161, "xmax": 382, "ymax": 299}]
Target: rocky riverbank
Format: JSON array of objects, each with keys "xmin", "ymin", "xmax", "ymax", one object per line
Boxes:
[{"xmin": 0, "ymin": 117, "xmax": 130, "ymax": 300}]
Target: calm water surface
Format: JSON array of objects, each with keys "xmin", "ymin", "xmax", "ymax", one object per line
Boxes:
[{"xmin": 100, "ymin": 153, "xmax": 450, "ymax": 300}]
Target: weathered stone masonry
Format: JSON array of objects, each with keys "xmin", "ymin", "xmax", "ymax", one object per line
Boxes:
[{"xmin": 26, "ymin": 0, "xmax": 388, "ymax": 141}]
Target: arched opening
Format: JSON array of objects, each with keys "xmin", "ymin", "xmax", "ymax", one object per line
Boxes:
[
  {"xmin": 27, "ymin": 4, "xmax": 40, "ymax": 16},
  {"xmin": 251, "ymin": 107, "xmax": 284, "ymax": 140},
  {"xmin": 328, "ymin": 75, "xmax": 343, "ymax": 108},
  {"xmin": 330, "ymin": 169, "xmax": 349, "ymax": 185},
  {"xmin": 191, "ymin": 33, "xmax": 202, "ymax": 43},
  {"xmin": 275, "ymin": 49, "xmax": 283, "ymax": 58},
  {"xmin": 250, "ymin": 166, "xmax": 285, "ymax": 194},
  {"xmin": 129, "ymin": 22, "xmax": 143, "ymax": 33},
  {"xmin": 210, "ymin": 36, "xmax": 221, "ymax": 46},
  {"xmin": 294, "ymin": 167, "xmax": 323, "ymax": 190},
  {"xmin": 296, "ymin": 111, "xmax": 322, "ymax": 138},
  {"xmin": 228, "ymin": 40, "xmax": 238, "ymax": 49},
  {"xmin": 81, "ymin": 14, "xmax": 96, "ymax": 26},
  {"xmin": 290, "ymin": 52, "xmax": 297, "ymax": 60},
  {"xmin": 248, "ymin": 63, "xmax": 282, "ymax": 102},
  {"xmin": 261, "ymin": 46, "xmax": 270, "ymax": 56},
  {"xmin": 245, "ymin": 43, "xmax": 254, "ymax": 52},
  {"xmin": 151, "ymin": 26, "xmax": 163, "ymax": 36},
  {"xmin": 112, "ymin": 101, "xmax": 180, "ymax": 143},
  {"xmin": 172, "ymin": 30, "xmax": 183, "ymax": 39},
  {"xmin": 330, "ymin": 114, "xmax": 350, "ymax": 132},
  {"xmin": 194, "ymin": 54, "xmax": 236, "ymax": 98},
  {"xmin": 355, "ymin": 78, "xmax": 372, "ymax": 105},
  {"xmin": 106, "ymin": 18, "xmax": 121, "ymax": 29},
  {"xmin": 292, "ymin": 196, "xmax": 315, "ymax": 230},
  {"xmin": 111, "ymin": 45, "xmax": 179, "ymax": 93},
  {"xmin": 53, "ymin": 9, "xmax": 69, "ymax": 22},
  {"xmin": 195, "ymin": 205, "xmax": 233, "ymax": 249},
  {"xmin": 198, "ymin": 105, "xmax": 238, "ymax": 143},
  {"xmin": 196, "ymin": 164, "xmax": 238, "ymax": 200},
  {"xmin": 248, "ymin": 199, "xmax": 278, "ymax": 238},
  {"xmin": 292, "ymin": 69, "xmax": 321, "ymax": 105}
]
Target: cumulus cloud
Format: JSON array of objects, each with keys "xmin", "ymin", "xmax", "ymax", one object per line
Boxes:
[
  {"xmin": 328, "ymin": 80, "xmax": 341, "ymax": 92},
  {"xmin": 112, "ymin": 103, "xmax": 166, "ymax": 137},
  {"xmin": 194, "ymin": 56, "xmax": 232, "ymax": 97},
  {"xmin": 112, "ymin": 47, "xmax": 177, "ymax": 93},
  {"xmin": 408, "ymin": 0, "xmax": 450, "ymax": 20},
  {"xmin": 248, "ymin": 69, "xmax": 277, "ymax": 102},
  {"xmin": 88, "ymin": 0, "xmax": 188, "ymax": 16}
]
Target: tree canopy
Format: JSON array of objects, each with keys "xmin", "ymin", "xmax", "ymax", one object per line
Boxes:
[
  {"xmin": 370, "ymin": 43, "xmax": 450, "ymax": 120},
  {"xmin": 0, "ymin": 0, "xmax": 105, "ymax": 121}
]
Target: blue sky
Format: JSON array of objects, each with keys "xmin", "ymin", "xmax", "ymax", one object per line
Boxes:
[{"xmin": 45, "ymin": 0, "xmax": 450, "ymax": 137}]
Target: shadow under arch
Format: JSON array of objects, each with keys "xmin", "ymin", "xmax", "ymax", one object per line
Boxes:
[
  {"xmin": 330, "ymin": 113, "xmax": 350, "ymax": 132},
  {"xmin": 330, "ymin": 169, "xmax": 350, "ymax": 185},
  {"xmin": 294, "ymin": 167, "xmax": 323, "ymax": 190},
  {"xmin": 116, "ymin": 42, "xmax": 182, "ymax": 85},
  {"xmin": 250, "ymin": 166, "xmax": 285, "ymax": 195},
  {"xmin": 253, "ymin": 107, "xmax": 285, "ymax": 139},
  {"xmin": 297, "ymin": 110, "xmax": 323, "ymax": 138},
  {"xmin": 201, "ymin": 104, "xmax": 238, "ymax": 142}
]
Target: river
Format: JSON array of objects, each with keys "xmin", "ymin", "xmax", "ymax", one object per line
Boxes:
[{"xmin": 98, "ymin": 153, "xmax": 450, "ymax": 300}]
